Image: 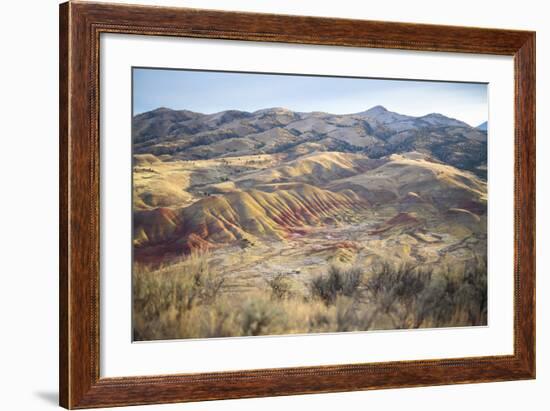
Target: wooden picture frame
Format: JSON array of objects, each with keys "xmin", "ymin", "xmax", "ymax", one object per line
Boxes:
[{"xmin": 59, "ymin": 1, "xmax": 535, "ymax": 408}]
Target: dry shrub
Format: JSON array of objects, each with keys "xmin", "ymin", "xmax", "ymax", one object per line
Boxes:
[
  {"xmin": 133, "ymin": 252, "xmax": 225, "ymax": 340},
  {"xmin": 266, "ymin": 273, "xmax": 300, "ymax": 300},
  {"xmin": 240, "ymin": 295, "xmax": 287, "ymax": 336},
  {"xmin": 334, "ymin": 296, "xmax": 362, "ymax": 332},
  {"xmin": 363, "ymin": 259, "xmax": 487, "ymax": 329},
  {"xmin": 309, "ymin": 265, "xmax": 364, "ymax": 305},
  {"xmin": 175, "ymin": 298, "xmax": 240, "ymax": 339}
]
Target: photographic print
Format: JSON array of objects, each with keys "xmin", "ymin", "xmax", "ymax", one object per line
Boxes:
[{"xmin": 132, "ymin": 68, "xmax": 488, "ymax": 341}]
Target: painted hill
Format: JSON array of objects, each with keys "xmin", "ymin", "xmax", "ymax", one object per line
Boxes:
[{"xmin": 133, "ymin": 183, "xmax": 367, "ymax": 261}]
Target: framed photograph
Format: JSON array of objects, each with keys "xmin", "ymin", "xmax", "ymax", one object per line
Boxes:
[{"xmin": 59, "ymin": 1, "xmax": 535, "ymax": 408}]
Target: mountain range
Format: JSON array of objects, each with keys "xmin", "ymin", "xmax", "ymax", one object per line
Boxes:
[{"xmin": 133, "ymin": 106, "xmax": 488, "ymax": 178}]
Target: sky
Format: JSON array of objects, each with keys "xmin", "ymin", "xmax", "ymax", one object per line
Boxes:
[{"xmin": 133, "ymin": 68, "xmax": 488, "ymax": 127}]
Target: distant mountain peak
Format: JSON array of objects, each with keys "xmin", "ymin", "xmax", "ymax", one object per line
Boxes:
[
  {"xmin": 476, "ymin": 121, "xmax": 488, "ymax": 131},
  {"xmin": 146, "ymin": 107, "xmax": 201, "ymax": 116},
  {"xmin": 357, "ymin": 105, "xmax": 412, "ymax": 124},
  {"xmin": 422, "ymin": 112, "xmax": 445, "ymax": 118},
  {"xmin": 364, "ymin": 105, "xmax": 389, "ymax": 114},
  {"xmin": 418, "ymin": 112, "xmax": 470, "ymax": 128},
  {"xmin": 253, "ymin": 107, "xmax": 294, "ymax": 115}
]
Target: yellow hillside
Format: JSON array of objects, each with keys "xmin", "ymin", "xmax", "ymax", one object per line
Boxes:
[
  {"xmin": 134, "ymin": 183, "xmax": 368, "ymax": 253},
  {"xmin": 329, "ymin": 152, "xmax": 486, "ymax": 208}
]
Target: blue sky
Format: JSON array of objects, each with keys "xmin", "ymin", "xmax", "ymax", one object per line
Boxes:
[{"xmin": 133, "ymin": 68, "xmax": 488, "ymax": 127}]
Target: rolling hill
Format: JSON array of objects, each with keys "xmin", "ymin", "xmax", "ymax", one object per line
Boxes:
[{"xmin": 133, "ymin": 150, "xmax": 487, "ymax": 263}]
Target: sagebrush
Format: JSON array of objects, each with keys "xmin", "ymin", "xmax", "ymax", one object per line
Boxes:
[{"xmin": 133, "ymin": 254, "xmax": 487, "ymax": 340}]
